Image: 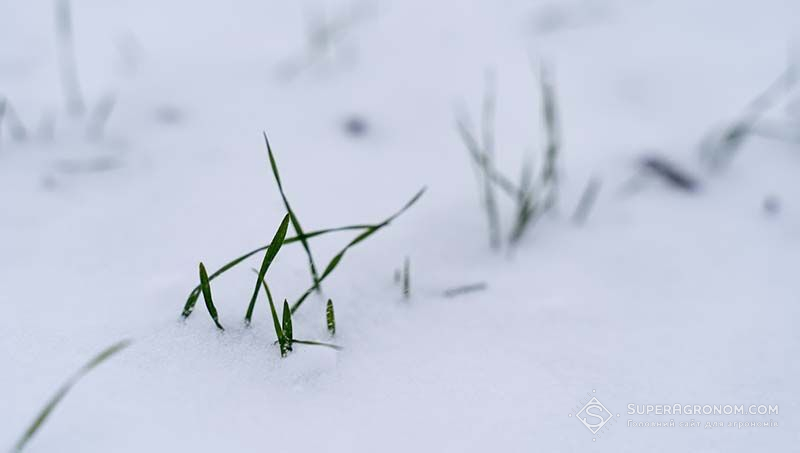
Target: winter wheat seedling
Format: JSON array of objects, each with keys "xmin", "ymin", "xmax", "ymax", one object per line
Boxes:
[{"xmin": 457, "ymin": 62, "xmax": 562, "ymax": 248}]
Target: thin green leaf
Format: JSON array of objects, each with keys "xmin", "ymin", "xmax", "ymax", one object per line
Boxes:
[
  {"xmin": 571, "ymin": 177, "xmax": 602, "ymax": 225},
  {"xmin": 199, "ymin": 262, "xmax": 224, "ymax": 330},
  {"xmin": 282, "ymin": 300, "xmax": 293, "ymax": 344},
  {"xmin": 292, "ymin": 339, "xmax": 342, "ymax": 351},
  {"xmin": 12, "ymin": 339, "xmax": 131, "ymax": 453},
  {"xmin": 480, "ymin": 70, "xmax": 501, "ymax": 249},
  {"xmin": 326, "ymin": 299, "xmax": 336, "ymax": 336},
  {"xmin": 258, "ymin": 277, "xmax": 286, "ymax": 357},
  {"xmin": 402, "ymin": 256, "xmax": 410, "ymax": 299},
  {"xmin": 442, "ymin": 282, "xmax": 487, "ymax": 298},
  {"xmin": 264, "ymin": 132, "xmax": 321, "ymax": 291},
  {"xmin": 244, "ymin": 213, "xmax": 291, "ymax": 325},
  {"xmin": 538, "ymin": 63, "xmax": 560, "ymax": 211},
  {"xmin": 456, "ymin": 114, "xmax": 522, "ymax": 200},
  {"xmin": 181, "ymin": 224, "xmax": 377, "ymax": 318},
  {"xmin": 291, "ymin": 187, "xmax": 426, "ymax": 313},
  {"xmin": 509, "ymin": 196, "xmax": 540, "ymax": 244}
]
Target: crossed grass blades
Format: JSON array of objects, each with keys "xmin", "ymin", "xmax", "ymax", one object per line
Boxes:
[
  {"xmin": 183, "ymin": 132, "xmax": 425, "ymax": 356},
  {"xmin": 456, "ymin": 63, "xmax": 561, "ymax": 248},
  {"xmin": 700, "ymin": 63, "xmax": 797, "ymax": 168},
  {"xmin": 12, "ymin": 339, "xmax": 131, "ymax": 453}
]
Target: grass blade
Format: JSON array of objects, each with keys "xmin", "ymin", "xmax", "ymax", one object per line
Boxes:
[
  {"xmin": 480, "ymin": 71, "xmax": 501, "ymax": 249},
  {"xmin": 455, "ymin": 115, "xmax": 521, "ymax": 200},
  {"xmin": 402, "ymin": 256, "xmax": 410, "ymax": 299},
  {"xmin": 181, "ymin": 223, "xmax": 377, "ymax": 318},
  {"xmin": 282, "ymin": 300, "xmax": 293, "ymax": 344},
  {"xmin": 291, "ymin": 339, "xmax": 342, "ymax": 351},
  {"xmin": 539, "ymin": 63, "xmax": 561, "ymax": 211},
  {"xmin": 244, "ymin": 213, "xmax": 291, "ymax": 325},
  {"xmin": 508, "ymin": 195, "xmax": 539, "ymax": 244},
  {"xmin": 572, "ymin": 177, "xmax": 602, "ymax": 225},
  {"xmin": 199, "ymin": 262, "xmax": 224, "ymax": 330},
  {"xmin": 264, "ymin": 132, "xmax": 321, "ymax": 291},
  {"xmin": 290, "ymin": 187, "xmax": 426, "ymax": 313},
  {"xmin": 12, "ymin": 339, "xmax": 131, "ymax": 453},
  {"xmin": 442, "ymin": 282, "xmax": 487, "ymax": 298},
  {"xmin": 326, "ymin": 299, "xmax": 336, "ymax": 336},
  {"xmin": 258, "ymin": 277, "xmax": 287, "ymax": 357}
]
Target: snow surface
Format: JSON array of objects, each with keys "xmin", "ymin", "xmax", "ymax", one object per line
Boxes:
[{"xmin": 1, "ymin": 0, "xmax": 799, "ymax": 451}]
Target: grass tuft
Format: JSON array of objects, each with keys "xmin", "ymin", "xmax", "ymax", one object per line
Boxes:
[{"xmin": 457, "ymin": 62, "xmax": 562, "ymax": 248}]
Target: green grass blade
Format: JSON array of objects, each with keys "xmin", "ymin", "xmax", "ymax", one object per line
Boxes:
[
  {"xmin": 402, "ymin": 256, "xmax": 410, "ymax": 299},
  {"xmin": 244, "ymin": 213, "xmax": 291, "ymax": 325},
  {"xmin": 290, "ymin": 187, "xmax": 426, "ymax": 313},
  {"xmin": 199, "ymin": 262, "xmax": 224, "ymax": 330},
  {"xmin": 257, "ymin": 277, "xmax": 286, "ymax": 357},
  {"xmin": 291, "ymin": 339, "xmax": 342, "ymax": 351},
  {"xmin": 442, "ymin": 282, "xmax": 487, "ymax": 298},
  {"xmin": 480, "ymin": 71, "xmax": 501, "ymax": 249},
  {"xmin": 326, "ymin": 299, "xmax": 336, "ymax": 336},
  {"xmin": 509, "ymin": 196, "xmax": 540, "ymax": 244},
  {"xmin": 181, "ymin": 223, "xmax": 377, "ymax": 318},
  {"xmin": 12, "ymin": 339, "xmax": 131, "ymax": 453},
  {"xmin": 538, "ymin": 63, "xmax": 560, "ymax": 210},
  {"xmin": 263, "ymin": 132, "xmax": 321, "ymax": 291},
  {"xmin": 571, "ymin": 177, "xmax": 602, "ymax": 225},
  {"xmin": 282, "ymin": 300, "xmax": 293, "ymax": 343},
  {"xmin": 455, "ymin": 116, "xmax": 522, "ymax": 200}
]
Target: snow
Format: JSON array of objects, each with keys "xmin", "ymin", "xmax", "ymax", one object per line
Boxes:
[{"xmin": 1, "ymin": 0, "xmax": 799, "ymax": 451}]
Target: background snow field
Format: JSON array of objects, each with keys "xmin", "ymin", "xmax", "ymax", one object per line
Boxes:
[{"xmin": 1, "ymin": 0, "xmax": 799, "ymax": 451}]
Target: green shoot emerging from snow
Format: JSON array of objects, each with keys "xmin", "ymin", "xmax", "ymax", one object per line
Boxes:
[
  {"xmin": 258, "ymin": 277, "xmax": 340, "ymax": 357},
  {"xmin": 199, "ymin": 262, "xmax": 224, "ymax": 330},
  {"xmin": 326, "ymin": 299, "xmax": 336, "ymax": 336},
  {"xmin": 457, "ymin": 62, "xmax": 562, "ymax": 248},
  {"xmin": 402, "ymin": 256, "xmax": 410, "ymax": 300}
]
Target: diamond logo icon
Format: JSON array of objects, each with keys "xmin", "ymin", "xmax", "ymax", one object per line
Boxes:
[{"xmin": 576, "ymin": 397, "xmax": 613, "ymax": 434}]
